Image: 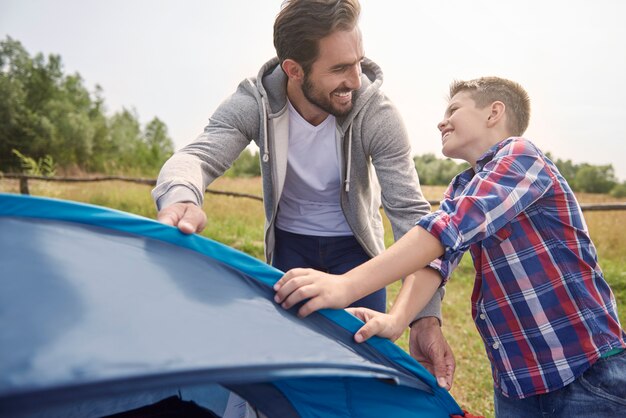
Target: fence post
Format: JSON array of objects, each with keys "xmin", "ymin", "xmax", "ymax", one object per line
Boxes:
[{"xmin": 19, "ymin": 177, "xmax": 30, "ymax": 195}]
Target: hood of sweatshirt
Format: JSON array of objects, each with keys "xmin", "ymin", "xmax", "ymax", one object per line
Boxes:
[{"xmin": 254, "ymin": 57, "xmax": 384, "ymax": 135}]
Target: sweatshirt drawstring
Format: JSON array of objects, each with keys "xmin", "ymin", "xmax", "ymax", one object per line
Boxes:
[
  {"xmin": 344, "ymin": 124, "xmax": 352, "ymax": 192},
  {"xmin": 248, "ymin": 78, "xmax": 270, "ymax": 163},
  {"xmin": 261, "ymin": 99, "xmax": 269, "ymax": 163}
]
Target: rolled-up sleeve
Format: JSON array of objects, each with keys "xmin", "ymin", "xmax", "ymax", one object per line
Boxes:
[
  {"xmin": 416, "ymin": 144, "xmax": 555, "ymax": 283},
  {"xmin": 419, "ymin": 211, "xmax": 465, "ymax": 283}
]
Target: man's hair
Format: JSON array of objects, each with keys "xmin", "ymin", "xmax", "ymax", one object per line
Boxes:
[
  {"xmin": 274, "ymin": 0, "xmax": 361, "ymax": 74},
  {"xmin": 450, "ymin": 77, "xmax": 531, "ymax": 136}
]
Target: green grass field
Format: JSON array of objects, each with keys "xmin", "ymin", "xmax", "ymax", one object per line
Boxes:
[{"xmin": 1, "ymin": 177, "xmax": 624, "ymax": 417}]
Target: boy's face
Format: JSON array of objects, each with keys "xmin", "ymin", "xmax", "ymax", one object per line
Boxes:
[{"xmin": 437, "ymin": 91, "xmax": 492, "ymax": 163}]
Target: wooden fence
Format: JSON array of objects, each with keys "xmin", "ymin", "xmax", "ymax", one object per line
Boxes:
[
  {"xmin": 3, "ymin": 173, "xmax": 626, "ymax": 211},
  {"xmin": 2, "ymin": 173, "xmax": 263, "ymax": 202}
]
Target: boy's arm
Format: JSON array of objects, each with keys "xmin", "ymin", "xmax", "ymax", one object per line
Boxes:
[
  {"xmin": 274, "ymin": 226, "xmax": 445, "ymax": 317},
  {"xmin": 348, "ymin": 267, "xmax": 443, "ymax": 341},
  {"xmin": 389, "ymin": 269, "xmax": 442, "ymax": 327}
]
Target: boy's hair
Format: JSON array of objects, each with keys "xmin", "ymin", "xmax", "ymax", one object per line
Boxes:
[
  {"xmin": 274, "ymin": 0, "xmax": 361, "ymax": 74},
  {"xmin": 450, "ymin": 77, "xmax": 531, "ymax": 136}
]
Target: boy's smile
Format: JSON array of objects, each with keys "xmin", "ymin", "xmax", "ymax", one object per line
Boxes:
[{"xmin": 441, "ymin": 127, "xmax": 454, "ymax": 143}]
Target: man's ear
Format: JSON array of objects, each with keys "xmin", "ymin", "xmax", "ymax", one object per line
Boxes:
[
  {"xmin": 487, "ymin": 101, "xmax": 506, "ymax": 127},
  {"xmin": 281, "ymin": 59, "xmax": 304, "ymax": 81}
]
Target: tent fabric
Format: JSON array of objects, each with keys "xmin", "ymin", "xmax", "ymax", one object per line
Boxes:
[{"xmin": 0, "ymin": 193, "xmax": 463, "ymax": 417}]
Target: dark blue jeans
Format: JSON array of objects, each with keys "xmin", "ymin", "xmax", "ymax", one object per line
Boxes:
[
  {"xmin": 494, "ymin": 349, "xmax": 626, "ymax": 417},
  {"xmin": 272, "ymin": 227, "xmax": 386, "ymax": 313}
]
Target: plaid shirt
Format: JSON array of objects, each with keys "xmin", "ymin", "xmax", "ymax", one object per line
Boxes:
[{"xmin": 418, "ymin": 137, "xmax": 626, "ymax": 399}]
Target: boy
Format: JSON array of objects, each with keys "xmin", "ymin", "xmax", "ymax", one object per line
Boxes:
[{"xmin": 274, "ymin": 77, "xmax": 626, "ymax": 416}]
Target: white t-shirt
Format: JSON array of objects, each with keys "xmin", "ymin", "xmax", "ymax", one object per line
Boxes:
[{"xmin": 275, "ymin": 101, "xmax": 353, "ymax": 236}]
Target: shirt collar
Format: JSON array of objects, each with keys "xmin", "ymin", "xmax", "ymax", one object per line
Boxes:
[
  {"xmin": 449, "ymin": 137, "xmax": 516, "ymax": 194},
  {"xmin": 474, "ymin": 137, "xmax": 516, "ymax": 172}
]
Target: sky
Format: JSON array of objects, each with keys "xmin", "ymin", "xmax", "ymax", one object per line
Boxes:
[{"xmin": 2, "ymin": 0, "xmax": 626, "ymax": 180}]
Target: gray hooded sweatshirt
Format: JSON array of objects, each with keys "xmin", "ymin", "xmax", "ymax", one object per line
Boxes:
[{"xmin": 152, "ymin": 57, "xmax": 443, "ymax": 319}]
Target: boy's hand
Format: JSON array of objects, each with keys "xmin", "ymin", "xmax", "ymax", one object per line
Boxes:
[
  {"xmin": 346, "ymin": 307, "xmax": 404, "ymax": 342},
  {"xmin": 273, "ymin": 268, "xmax": 353, "ymax": 317}
]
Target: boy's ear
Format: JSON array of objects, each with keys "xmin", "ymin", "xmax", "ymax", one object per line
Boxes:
[
  {"xmin": 487, "ymin": 101, "xmax": 506, "ymax": 127},
  {"xmin": 282, "ymin": 59, "xmax": 304, "ymax": 81}
]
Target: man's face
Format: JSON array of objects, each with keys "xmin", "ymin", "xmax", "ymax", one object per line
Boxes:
[{"xmin": 301, "ymin": 27, "xmax": 364, "ymax": 117}]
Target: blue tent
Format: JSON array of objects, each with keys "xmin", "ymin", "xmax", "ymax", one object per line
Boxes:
[{"xmin": 0, "ymin": 193, "xmax": 463, "ymax": 417}]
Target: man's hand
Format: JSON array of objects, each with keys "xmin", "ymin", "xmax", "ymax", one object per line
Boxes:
[
  {"xmin": 157, "ymin": 202, "xmax": 207, "ymax": 234},
  {"xmin": 346, "ymin": 307, "xmax": 405, "ymax": 343},
  {"xmin": 273, "ymin": 268, "xmax": 354, "ymax": 317},
  {"xmin": 409, "ymin": 317, "xmax": 455, "ymax": 390}
]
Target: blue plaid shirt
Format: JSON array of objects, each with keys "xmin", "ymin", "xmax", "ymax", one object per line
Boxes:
[{"xmin": 418, "ymin": 137, "xmax": 626, "ymax": 399}]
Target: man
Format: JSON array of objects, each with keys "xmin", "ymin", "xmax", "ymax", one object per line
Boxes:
[{"xmin": 152, "ymin": 0, "xmax": 454, "ymax": 389}]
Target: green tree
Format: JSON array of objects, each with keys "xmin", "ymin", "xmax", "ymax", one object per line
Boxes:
[
  {"xmin": 0, "ymin": 37, "xmax": 38, "ymax": 170},
  {"xmin": 85, "ymin": 85, "xmax": 113, "ymax": 172},
  {"xmin": 1, "ymin": 36, "xmax": 173, "ymax": 175},
  {"xmin": 610, "ymin": 181, "xmax": 626, "ymax": 198},
  {"xmin": 414, "ymin": 153, "xmax": 468, "ymax": 185},
  {"xmin": 574, "ymin": 164, "xmax": 617, "ymax": 194},
  {"xmin": 142, "ymin": 117, "xmax": 174, "ymax": 171},
  {"xmin": 1, "ymin": 37, "xmax": 107, "ymax": 171},
  {"xmin": 224, "ymin": 148, "xmax": 261, "ymax": 178},
  {"xmin": 106, "ymin": 108, "xmax": 142, "ymax": 172}
]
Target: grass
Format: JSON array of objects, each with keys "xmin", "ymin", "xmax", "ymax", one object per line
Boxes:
[{"xmin": 1, "ymin": 177, "xmax": 624, "ymax": 418}]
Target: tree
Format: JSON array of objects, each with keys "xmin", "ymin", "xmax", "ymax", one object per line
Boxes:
[
  {"xmin": 142, "ymin": 117, "xmax": 174, "ymax": 171},
  {"xmin": 0, "ymin": 37, "xmax": 37, "ymax": 171},
  {"xmin": 224, "ymin": 148, "xmax": 261, "ymax": 178},
  {"xmin": 0, "ymin": 36, "xmax": 174, "ymax": 175},
  {"xmin": 573, "ymin": 164, "xmax": 617, "ymax": 194},
  {"xmin": 414, "ymin": 154, "xmax": 469, "ymax": 185},
  {"xmin": 106, "ymin": 108, "xmax": 142, "ymax": 172},
  {"xmin": 610, "ymin": 181, "xmax": 626, "ymax": 198}
]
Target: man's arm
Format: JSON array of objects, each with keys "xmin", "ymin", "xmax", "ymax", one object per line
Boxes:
[{"xmin": 152, "ymin": 79, "xmax": 261, "ymax": 232}]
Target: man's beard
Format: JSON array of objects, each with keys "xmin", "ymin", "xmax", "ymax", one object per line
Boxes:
[{"xmin": 302, "ymin": 74, "xmax": 354, "ymax": 117}]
